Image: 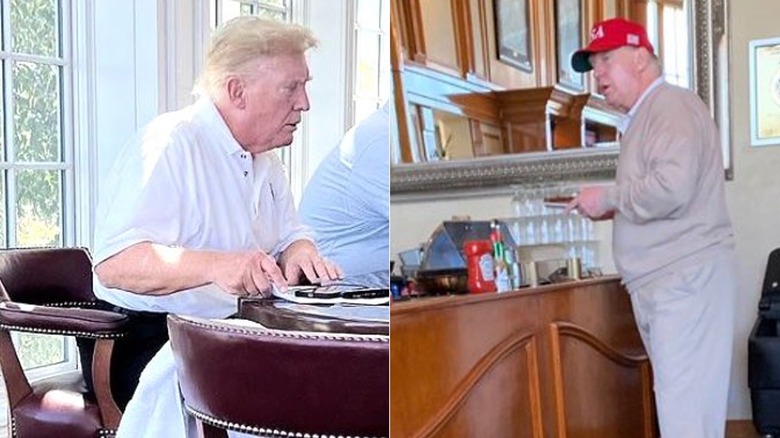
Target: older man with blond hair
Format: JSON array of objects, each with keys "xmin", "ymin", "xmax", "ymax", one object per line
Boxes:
[{"xmin": 91, "ymin": 16, "xmax": 341, "ymax": 437}]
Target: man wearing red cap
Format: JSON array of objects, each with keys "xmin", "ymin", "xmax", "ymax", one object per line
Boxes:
[{"xmin": 565, "ymin": 17, "xmax": 737, "ymax": 438}]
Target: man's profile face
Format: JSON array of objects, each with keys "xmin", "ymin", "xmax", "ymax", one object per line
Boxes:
[{"xmin": 238, "ymin": 53, "xmax": 311, "ymax": 153}]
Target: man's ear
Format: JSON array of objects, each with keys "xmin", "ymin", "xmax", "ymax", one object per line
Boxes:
[
  {"xmin": 634, "ymin": 47, "xmax": 652, "ymax": 72},
  {"xmin": 225, "ymin": 76, "xmax": 246, "ymax": 109}
]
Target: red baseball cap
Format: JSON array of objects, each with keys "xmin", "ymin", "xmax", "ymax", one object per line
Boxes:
[{"xmin": 571, "ymin": 17, "xmax": 655, "ymax": 73}]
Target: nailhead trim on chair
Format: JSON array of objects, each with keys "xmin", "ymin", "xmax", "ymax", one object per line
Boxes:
[
  {"xmin": 0, "ymin": 323, "xmax": 125, "ymax": 339},
  {"xmin": 10, "ymin": 415, "xmax": 116, "ymax": 437},
  {"xmin": 44, "ymin": 301, "xmax": 101, "ymax": 308},
  {"xmin": 184, "ymin": 318, "xmax": 389, "ymax": 344},
  {"xmin": 185, "ymin": 405, "xmax": 387, "ymax": 438}
]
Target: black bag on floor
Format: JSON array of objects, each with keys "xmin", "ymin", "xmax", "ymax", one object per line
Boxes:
[{"xmin": 749, "ymin": 247, "xmax": 780, "ymax": 436}]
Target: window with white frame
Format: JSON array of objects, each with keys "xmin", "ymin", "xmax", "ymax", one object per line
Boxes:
[
  {"xmin": 350, "ymin": 0, "xmax": 390, "ymax": 124},
  {"xmin": 214, "ymin": 0, "xmax": 290, "ymax": 23},
  {"xmin": 1, "ymin": 0, "xmax": 78, "ymax": 379},
  {"xmin": 644, "ymin": 0, "xmax": 690, "ymax": 88}
]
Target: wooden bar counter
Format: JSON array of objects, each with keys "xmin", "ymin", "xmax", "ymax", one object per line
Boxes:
[{"xmin": 391, "ymin": 276, "xmax": 656, "ymax": 438}]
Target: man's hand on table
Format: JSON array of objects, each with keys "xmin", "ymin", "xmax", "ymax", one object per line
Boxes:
[
  {"xmin": 212, "ymin": 250, "xmax": 287, "ymax": 298},
  {"xmin": 279, "ymin": 240, "xmax": 343, "ymax": 286}
]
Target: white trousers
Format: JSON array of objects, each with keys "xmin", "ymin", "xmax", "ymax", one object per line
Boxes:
[
  {"xmin": 116, "ymin": 342, "xmax": 254, "ymax": 438},
  {"xmin": 629, "ymin": 253, "xmax": 737, "ymax": 438}
]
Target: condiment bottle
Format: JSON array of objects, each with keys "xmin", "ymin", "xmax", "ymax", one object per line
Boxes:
[
  {"xmin": 491, "ymin": 220, "xmax": 511, "ymax": 292},
  {"xmin": 464, "ymin": 240, "xmax": 496, "ymax": 294}
]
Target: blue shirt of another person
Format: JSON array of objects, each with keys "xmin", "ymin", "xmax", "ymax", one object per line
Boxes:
[{"xmin": 298, "ymin": 104, "xmax": 389, "ymax": 277}]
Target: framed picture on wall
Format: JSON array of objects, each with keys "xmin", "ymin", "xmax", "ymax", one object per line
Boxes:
[
  {"xmin": 555, "ymin": 0, "xmax": 584, "ymax": 90},
  {"xmin": 494, "ymin": 0, "xmax": 532, "ymax": 72},
  {"xmin": 749, "ymin": 37, "xmax": 780, "ymax": 147}
]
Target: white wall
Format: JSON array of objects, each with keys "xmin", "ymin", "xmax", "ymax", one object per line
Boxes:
[
  {"xmin": 391, "ymin": 1, "xmax": 780, "ymax": 420},
  {"xmin": 300, "ymin": 0, "xmax": 351, "ymax": 190},
  {"xmin": 93, "ymin": 0, "xmax": 161, "ymax": 187},
  {"xmin": 74, "ymin": 0, "xmax": 162, "ymax": 249}
]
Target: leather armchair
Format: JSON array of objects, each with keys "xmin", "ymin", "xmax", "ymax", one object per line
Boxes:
[
  {"xmin": 167, "ymin": 313, "xmax": 390, "ymax": 438},
  {"xmin": 0, "ymin": 247, "xmax": 129, "ymax": 438}
]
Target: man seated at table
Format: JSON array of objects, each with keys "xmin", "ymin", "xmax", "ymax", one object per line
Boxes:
[
  {"xmin": 298, "ymin": 102, "xmax": 389, "ymax": 278},
  {"xmin": 91, "ymin": 16, "xmax": 341, "ymax": 437}
]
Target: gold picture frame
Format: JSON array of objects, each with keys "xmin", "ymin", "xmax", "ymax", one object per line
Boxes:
[
  {"xmin": 494, "ymin": 0, "xmax": 532, "ymax": 72},
  {"xmin": 555, "ymin": 0, "xmax": 584, "ymax": 90},
  {"xmin": 749, "ymin": 37, "xmax": 780, "ymax": 147}
]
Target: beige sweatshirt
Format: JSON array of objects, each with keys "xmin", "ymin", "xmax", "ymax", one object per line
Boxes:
[{"xmin": 604, "ymin": 82, "xmax": 735, "ymax": 291}]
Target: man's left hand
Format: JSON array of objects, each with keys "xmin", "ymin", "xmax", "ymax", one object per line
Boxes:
[{"xmin": 279, "ymin": 240, "xmax": 343, "ymax": 285}]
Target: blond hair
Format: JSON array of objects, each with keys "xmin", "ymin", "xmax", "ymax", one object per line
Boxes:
[{"xmin": 196, "ymin": 16, "xmax": 318, "ymax": 99}]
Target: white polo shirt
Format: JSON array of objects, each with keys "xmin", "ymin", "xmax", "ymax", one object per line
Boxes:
[{"xmin": 93, "ymin": 96, "xmax": 312, "ymax": 318}]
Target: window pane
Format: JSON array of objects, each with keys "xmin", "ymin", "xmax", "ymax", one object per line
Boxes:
[
  {"xmin": 16, "ymin": 169, "xmax": 61, "ymax": 247},
  {"xmin": 253, "ymin": 8, "xmax": 285, "ymax": 20},
  {"xmin": 261, "ymin": 0, "xmax": 286, "ymax": 7},
  {"xmin": 10, "ymin": 0, "xmax": 60, "ymax": 57},
  {"xmin": 0, "ymin": 67, "xmax": 5, "ymax": 158},
  {"xmin": 14, "ymin": 333, "xmax": 66, "ymax": 369},
  {"xmin": 357, "ymin": 0, "xmax": 382, "ymax": 31},
  {"xmin": 662, "ymin": 4, "xmax": 689, "ymax": 87},
  {"xmin": 221, "ymin": 0, "xmax": 288, "ymax": 22},
  {"xmin": 0, "ymin": 174, "xmax": 6, "ymax": 246},
  {"xmin": 356, "ymin": 33, "xmax": 380, "ymax": 98},
  {"xmin": 354, "ymin": 99, "xmax": 379, "ymax": 123},
  {"xmin": 380, "ymin": 0, "xmax": 389, "ymax": 31},
  {"xmin": 13, "ymin": 61, "xmax": 62, "ymax": 162},
  {"xmin": 240, "ymin": 3, "xmax": 254, "ymax": 15}
]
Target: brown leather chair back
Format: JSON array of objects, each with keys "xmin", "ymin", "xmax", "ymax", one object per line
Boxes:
[
  {"xmin": 0, "ymin": 247, "xmax": 97, "ymax": 305},
  {"xmin": 0, "ymin": 247, "xmax": 127, "ymax": 438},
  {"xmin": 168, "ymin": 314, "xmax": 389, "ymax": 437}
]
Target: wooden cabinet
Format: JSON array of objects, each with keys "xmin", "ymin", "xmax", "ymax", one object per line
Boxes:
[
  {"xmin": 390, "ymin": 277, "xmax": 657, "ymax": 438},
  {"xmin": 392, "ymin": 0, "xmax": 555, "ymax": 89},
  {"xmin": 390, "ymin": 0, "xmax": 642, "ymax": 95},
  {"xmin": 391, "ymin": 0, "xmax": 629, "ymax": 163}
]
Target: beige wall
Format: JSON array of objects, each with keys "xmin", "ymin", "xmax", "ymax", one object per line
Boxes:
[
  {"xmin": 391, "ymin": 0, "xmax": 780, "ymax": 420},
  {"xmin": 724, "ymin": 0, "xmax": 780, "ymax": 419}
]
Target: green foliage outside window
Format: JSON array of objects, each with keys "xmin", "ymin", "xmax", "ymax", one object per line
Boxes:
[
  {"xmin": 8, "ymin": 0, "xmax": 63, "ymax": 248},
  {"xmin": 7, "ymin": 0, "xmax": 67, "ymax": 371},
  {"xmin": 13, "ymin": 333, "xmax": 66, "ymax": 370}
]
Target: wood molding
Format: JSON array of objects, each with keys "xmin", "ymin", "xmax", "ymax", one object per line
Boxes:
[
  {"xmin": 390, "ymin": 5, "xmax": 414, "ymax": 163},
  {"xmin": 411, "ymin": 331, "xmax": 543, "ymax": 438},
  {"xmin": 93, "ymin": 339, "xmax": 122, "ymax": 429},
  {"xmin": 0, "ymin": 330, "xmax": 31, "ymax": 408},
  {"xmin": 550, "ymin": 321, "xmax": 655, "ymax": 438}
]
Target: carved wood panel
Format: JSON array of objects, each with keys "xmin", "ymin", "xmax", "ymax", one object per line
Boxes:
[
  {"xmin": 390, "ymin": 278, "xmax": 654, "ymax": 437},
  {"xmin": 550, "ymin": 321, "xmax": 656, "ymax": 438}
]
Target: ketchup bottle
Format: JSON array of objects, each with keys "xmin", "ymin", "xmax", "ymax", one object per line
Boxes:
[{"xmin": 464, "ymin": 240, "xmax": 496, "ymax": 294}]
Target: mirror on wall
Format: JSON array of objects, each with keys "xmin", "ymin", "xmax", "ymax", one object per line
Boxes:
[{"xmin": 390, "ymin": 0, "xmax": 731, "ymax": 196}]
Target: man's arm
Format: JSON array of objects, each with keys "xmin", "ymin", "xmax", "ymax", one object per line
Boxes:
[{"xmin": 95, "ymin": 242, "xmax": 287, "ymax": 297}]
